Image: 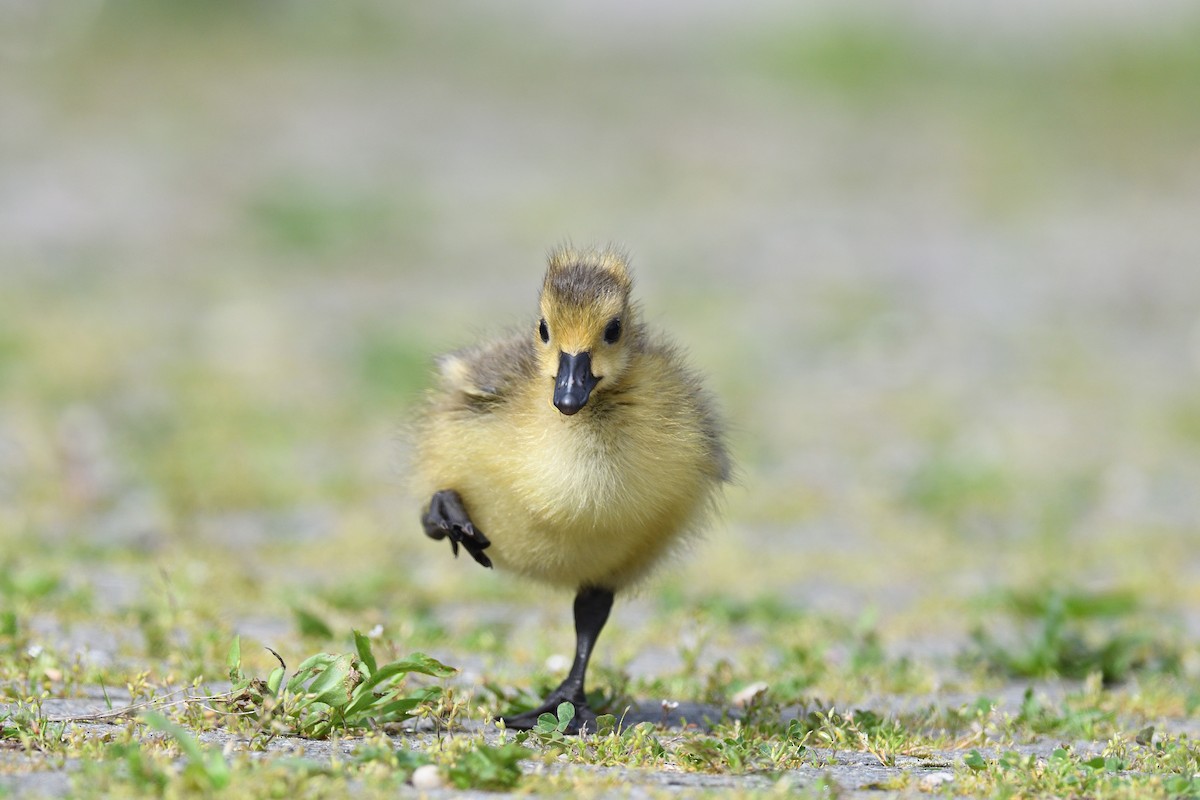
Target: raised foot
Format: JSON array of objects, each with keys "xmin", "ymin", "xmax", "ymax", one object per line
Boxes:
[
  {"xmin": 422, "ymin": 489, "xmax": 491, "ymax": 568},
  {"xmin": 499, "ymin": 696, "xmax": 598, "ymax": 735}
]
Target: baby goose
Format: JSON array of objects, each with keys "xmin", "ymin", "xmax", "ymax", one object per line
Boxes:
[{"xmin": 414, "ymin": 246, "xmax": 729, "ymax": 732}]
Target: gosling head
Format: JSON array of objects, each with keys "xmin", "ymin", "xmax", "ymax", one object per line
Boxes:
[{"xmin": 536, "ymin": 247, "xmax": 637, "ymax": 416}]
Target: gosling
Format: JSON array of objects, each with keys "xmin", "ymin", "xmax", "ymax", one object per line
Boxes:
[{"xmin": 415, "ymin": 246, "xmax": 729, "ymax": 733}]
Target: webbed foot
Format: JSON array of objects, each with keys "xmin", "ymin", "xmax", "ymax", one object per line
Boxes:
[
  {"xmin": 422, "ymin": 489, "xmax": 492, "ymax": 568},
  {"xmin": 499, "ymin": 692, "xmax": 597, "ymax": 735}
]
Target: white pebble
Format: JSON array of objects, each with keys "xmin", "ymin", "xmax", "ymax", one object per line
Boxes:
[
  {"xmin": 918, "ymin": 772, "xmax": 956, "ymax": 790},
  {"xmin": 545, "ymin": 653, "xmax": 570, "ymax": 672},
  {"xmin": 411, "ymin": 764, "xmax": 444, "ymax": 790}
]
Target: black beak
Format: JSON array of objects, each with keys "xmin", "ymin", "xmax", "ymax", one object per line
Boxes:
[{"xmin": 553, "ymin": 351, "xmax": 600, "ymax": 416}]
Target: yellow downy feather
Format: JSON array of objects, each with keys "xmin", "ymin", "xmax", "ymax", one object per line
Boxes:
[{"xmin": 414, "ymin": 247, "xmax": 728, "ymax": 591}]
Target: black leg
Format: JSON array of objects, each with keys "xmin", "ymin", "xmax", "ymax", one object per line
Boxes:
[
  {"xmin": 500, "ymin": 586, "xmax": 614, "ymax": 734},
  {"xmin": 422, "ymin": 489, "xmax": 492, "ymax": 568}
]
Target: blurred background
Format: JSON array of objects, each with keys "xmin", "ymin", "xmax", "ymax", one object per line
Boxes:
[{"xmin": 2, "ymin": 1, "xmax": 1199, "ymax": 684}]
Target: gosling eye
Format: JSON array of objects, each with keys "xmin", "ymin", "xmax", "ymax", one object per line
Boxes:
[
  {"xmin": 603, "ymin": 318, "xmax": 621, "ymax": 344},
  {"xmin": 538, "ymin": 318, "xmax": 550, "ymax": 343}
]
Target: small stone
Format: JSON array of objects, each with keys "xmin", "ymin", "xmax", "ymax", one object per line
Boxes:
[
  {"xmin": 411, "ymin": 764, "xmax": 444, "ymax": 790},
  {"xmin": 918, "ymin": 771, "xmax": 955, "ymax": 791},
  {"xmin": 545, "ymin": 653, "xmax": 570, "ymax": 672},
  {"xmin": 732, "ymin": 681, "xmax": 769, "ymax": 709}
]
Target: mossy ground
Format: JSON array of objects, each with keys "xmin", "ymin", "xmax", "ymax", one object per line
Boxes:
[{"xmin": 3, "ymin": 2, "xmax": 1200, "ymax": 797}]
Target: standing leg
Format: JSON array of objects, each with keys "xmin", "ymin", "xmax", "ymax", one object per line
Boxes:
[{"xmin": 500, "ymin": 586, "xmax": 614, "ymax": 734}]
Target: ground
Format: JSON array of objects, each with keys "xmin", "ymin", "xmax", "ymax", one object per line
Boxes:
[{"xmin": 2, "ymin": 1, "xmax": 1200, "ymax": 797}]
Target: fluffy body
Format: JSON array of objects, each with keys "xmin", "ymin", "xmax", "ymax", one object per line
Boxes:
[{"xmin": 414, "ymin": 248, "xmax": 728, "ymax": 591}]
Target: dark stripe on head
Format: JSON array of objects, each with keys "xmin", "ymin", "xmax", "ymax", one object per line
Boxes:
[{"xmin": 545, "ymin": 263, "xmax": 629, "ymax": 308}]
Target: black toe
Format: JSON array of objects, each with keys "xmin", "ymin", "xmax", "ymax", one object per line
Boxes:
[{"xmin": 421, "ymin": 490, "xmax": 491, "ymax": 568}]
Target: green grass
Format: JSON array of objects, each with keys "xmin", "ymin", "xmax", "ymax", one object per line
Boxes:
[
  {"xmin": 3, "ymin": 598, "xmax": 1198, "ymax": 795},
  {"xmin": 965, "ymin": 587, "xmax": 1184, "ymax": 684}
]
